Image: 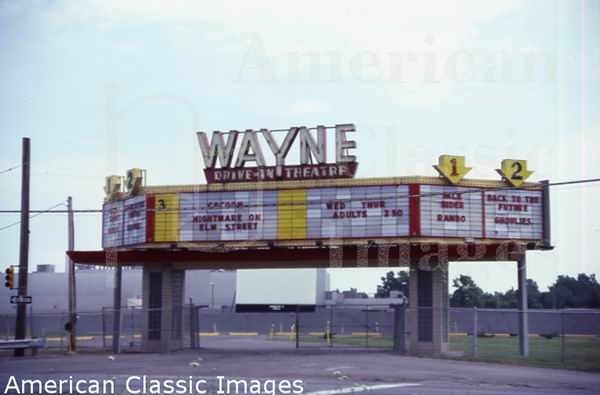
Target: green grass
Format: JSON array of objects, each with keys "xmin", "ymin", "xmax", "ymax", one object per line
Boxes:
[
  {"xmin": 296, "ymin": 334, "xmax": 394, "ymax": 348},
  {"xmin": 286, "ymin": 334, "xmax": 600, "ymax": 372},
  {"xmin": 266, "ymin": 333, "xmax": 394, "ymax": 348},
  {"xmin": 447, "ymin": 334, "xmax": 600, "ymax": 372}
]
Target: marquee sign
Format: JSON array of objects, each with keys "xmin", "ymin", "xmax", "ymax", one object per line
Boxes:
[
  {"xmin": 197, "ymin": 124, "xmax": 358, "ymax": 183},
  {"xmin": 102, "ymin": 181, "xmax": 545, "ymax": 248},
  {"xmin": 102, "ymin": 149, "xmax": 547, "ymax": 248}
]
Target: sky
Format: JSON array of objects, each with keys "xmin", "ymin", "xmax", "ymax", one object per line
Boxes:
[{"xmin": 0, "ymin": 0, "xmax": 598, "ymax": 295}]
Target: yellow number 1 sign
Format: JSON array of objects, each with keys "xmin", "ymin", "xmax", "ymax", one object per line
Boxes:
[{"xmin": 433, "ymin": 155, "xmax": 472, "ymax": 185}]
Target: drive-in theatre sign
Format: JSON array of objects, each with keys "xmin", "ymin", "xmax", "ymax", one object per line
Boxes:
[
  {"xmin": 75, "ymin": 123, "xmax": 552, "ymax": 356},
  {"xmin": 198, "ymin": 124, "xmax": 358, "ymax": 183},
  {"xmin": 102, "ymin": 124, "xmax": 548, "ymax": 248}
]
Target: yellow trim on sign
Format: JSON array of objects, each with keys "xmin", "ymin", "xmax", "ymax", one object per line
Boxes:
[
  {"xmin": 277, "ymin": 189, "xmax": 307, "ymax": 240},
  {"xmin": 107, "ymin": 175, "xmax": 544, "ymax": 202},
  {"xmin": 154, "ymin": 194, "xmax": 180, "ymax": 242}
]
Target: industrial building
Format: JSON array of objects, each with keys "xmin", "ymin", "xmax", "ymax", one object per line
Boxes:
[{"xmin": 0, "ymin": 266, "xmax": 331, "ymax": 314}]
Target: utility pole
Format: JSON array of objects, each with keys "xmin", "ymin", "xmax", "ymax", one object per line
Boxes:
[
  {"xmin": 67, "ymin": 196, "xmax": 76, "ymax": 352},
  {"xmin": 15, "ymin": 137, "xmax": 30, "ymax": 357}
]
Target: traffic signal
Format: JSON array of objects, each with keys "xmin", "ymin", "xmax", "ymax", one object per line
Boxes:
[{"xmin": 4, "ymin": 266, "xmax": 14, "ymax": 289}]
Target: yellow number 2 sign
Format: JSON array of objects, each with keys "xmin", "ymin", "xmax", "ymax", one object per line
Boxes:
[{"xmin": 496, "ymin": 159, "xmax": 534, "ymax": 187}]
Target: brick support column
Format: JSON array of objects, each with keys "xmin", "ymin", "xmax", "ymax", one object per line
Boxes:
[
  {"xmin": 141, "ymin": 265, "xmax": 185, "ymax": 353},
  {"xmin": 408, "ymin": 261, "xmax": 449, "ymax": 356}
]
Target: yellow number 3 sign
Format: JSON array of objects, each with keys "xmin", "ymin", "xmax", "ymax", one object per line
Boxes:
[{"xmin": 496, "ymin": 159, "xmax": 534, "ymax": 187}]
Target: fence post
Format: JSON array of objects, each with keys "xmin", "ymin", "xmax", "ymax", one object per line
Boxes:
[
  {"xmin": 130, "ymin": 308, "xmax": 135, "ymax": 349},
  {"xmin": 295, "ymin": 305, "xmax": 299, "ymax": 348},
  {"xmin": 393, "ymin": 305, "xmax": 406, "ymax": 353},
  {"xmin": 329, "ymin": 306, "xmax": 334, "ymax": 348},
  {"xmin": 101, "ymin": 307, "xmax": 106, "ymax": 349},
  {"xmin": 60, "ymin": 312, "xmax": 65, "ymax": 352},
  {"xmin": 189, "ymin": 301, "xmax": 196, "ymax": 349},
  {"xmin": 365, "ymin": 307, "xmax": 370, "ymax": 348},
  {"xmin": 29, "ymin": 304, "xmax": 34, "ymax": 338},
  {"xmin": 472, "ymin": 307, "xmax": 478, "ymax": 357},
  {"xmin": 560, "ymin": 309, "xmax": 565, "ymax": 363},
  {"xmin": 197, "ymin": 307, "xmax": 201, "ymax": 348}
]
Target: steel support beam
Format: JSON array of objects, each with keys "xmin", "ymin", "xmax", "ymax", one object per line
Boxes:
[{"xmin": 518, "ymin": 254, "xmax": 529, "ymax": 357}]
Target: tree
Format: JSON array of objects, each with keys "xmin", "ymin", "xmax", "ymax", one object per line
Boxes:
[
  {"xmin": 543, "ymin": 274, "xmax": 600, "ymax": 308},
  {"xmin": 526, "ymin": 279, "xmax": 544, "ymax": 309},
  {"xmin": 450, "ymin": 275, "xmax": 483, "ymax": 307},
  {"xmin": 498, "ymin": 288, "xmax": 518, "ymax": 308},
  {"xmin": 495, "ymin": 274, "xmax": 600, "ymax": 309},
  {"xmin": 574, "ymin": 274, "xmax": 600, "ymax": 308},
  {"xmin": 490, "ymin": 280, "xmax": 540, "ymax": 309},
  {"xmin": 376, "ymin": 270, "xmax": 409, "ymax": 298}
]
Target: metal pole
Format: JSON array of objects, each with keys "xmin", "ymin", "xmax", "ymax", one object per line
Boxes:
[
  {"xmin": 112, "ymin": 266, "xmax": 122, "ymax": 354},
  {"xmin": 295, "ymin": 304, "xmax": 299, "ymax": 349},
  {"xmin": 541, "ymin": 180, "xmax": 552, "ymax": 248},
  {"xmin": 197, "ymin": 306, "xmax": 202, "ymax": 348},
  {"xmin": 472, "ymin": 307, "xmax": 478, "ymax": 357},
  {"xmin": 517, "ymin": 254, "xmax": 529, "ymax": 357},
  {"xmin": 130, "ymin": 308, "xmax": 134, "ymax": 348},
  {"xmin": 560, "ymin": 309, "xmax": 565, "ymax": 363},
  {"xmin": 210, "ymin": 282, "xmax": 215, "ymax": 310},
  {"xmin": 189, "ymin": 298, "xmax": 196, "ymax": 349},
  {"xmin": 29, "ymin": 303, "xmax": 34, "ymax": 338},
  {"xmin": 365, "ymin": 308, "xmax": 369, "ymax": 348},
  {"xmin": 15, "ymin": 137, "xmax": 30, "ymax": 357},
  {"xmin": 102, "ymin": 307, "xmax": 106, "ymax": 348},
  {"xmin": 393, "ymin": 305, "xmax": 406, "ymax": 353},
  {"xmin": 67, "ymin": 196, "xmax": 76, "ymax": 352},
  {"xmin": 60, "ymin": 312, "xmax": 64, "ymax": 351},
  {"xmin": 329, "ymin": 307, "xmax": 334, "ymax": 348}
]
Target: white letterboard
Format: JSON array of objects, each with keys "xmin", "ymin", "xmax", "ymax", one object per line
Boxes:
[
  {"xmin": 420, "ymin": 185, "xmax": 483, "ymax": 238},
  {"xmin": 177, "ymin": 186, "xmax": 410, "ymax": 241},
  {"xmin": 102, "ymin": 184, "xmax": 546, "ymax": 247},
  {"xmin": 123, "ymin": 195, "xmax": 147, "ymax": 245},
  {"xmin": 484, "ymin": 190, "xmax": 543, "ymax": 239},
  {"xmin": 306, "ymin": 185, "xmax": 410, "ymax": 239},
  {"xmin": 179, "ymin": 190, "xmax": 278, "ymax": 242},
  {"xmin": 102, "ymin": 200, "xmax": 123, "ymax": 248}
]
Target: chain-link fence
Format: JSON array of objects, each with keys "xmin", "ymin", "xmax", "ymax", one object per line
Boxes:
[
  {"xmin": 447, "ymin": 308, "xmax": 600, "ymax": 369},
  {"xmin": 1, "ymin": 306, "xmax": 599, "ymax": 367},
  {"xmin": 296, "ymin": 305, "xmax": 394, "ymax": 348},
  {"xmin": 192, "ymin": 305, "xmax": 396, "ymax": 349}
]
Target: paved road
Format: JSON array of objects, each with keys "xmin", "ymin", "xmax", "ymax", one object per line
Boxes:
[{"xmin": 1, "ymin": 337, "xmax": 599, "ymax": 394}]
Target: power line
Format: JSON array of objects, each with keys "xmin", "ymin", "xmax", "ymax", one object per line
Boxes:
[
  {"xmin": 0, "ymin": 163, "xmax": 27, "ymax": 175},
  {"xmin": 0, "ymin": 177, "xmax": 598, "ymax": 215},
  {"xmin": 0, "ymin": 202, "xmax": 66, "ymax": 231}
]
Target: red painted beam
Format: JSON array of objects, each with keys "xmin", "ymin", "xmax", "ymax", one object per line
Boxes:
[{"xmin": 67, "ymin": 242, "xmax": 528, "ymax": 269}]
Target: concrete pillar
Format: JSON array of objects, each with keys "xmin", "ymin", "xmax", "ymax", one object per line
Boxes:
[
  {"xmin": 112, "ymin": 266, "xmax": 122, "ymax": 354},
  {"xmin": 517, "ymin": 254, "xmax": 529, "ymax": 356},
  {"xmin": 141, "ymin": 265, "xmax": 185, "ymax": 353},
  {"xmin": 408, "ymin": 261, "xmax": 449, "ymax": 356},
  {"xmin": 393, "ymin": 305, "xmax": 407, "ymax": 353}
]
